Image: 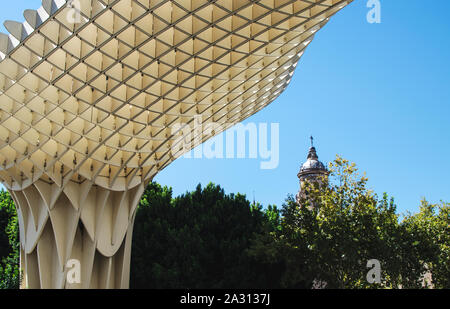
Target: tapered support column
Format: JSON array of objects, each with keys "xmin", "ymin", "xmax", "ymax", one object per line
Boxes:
[{"xmin": 9, "ymin": 179, "xmax": 146, "ymax": 289}]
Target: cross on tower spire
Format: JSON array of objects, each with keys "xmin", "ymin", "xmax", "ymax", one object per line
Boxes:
[{"xmin": 310, "ymin": 136, "xmax": 314, "ymax": 148}]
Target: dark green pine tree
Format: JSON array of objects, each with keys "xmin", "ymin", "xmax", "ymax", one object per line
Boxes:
[{"xmin": 130, "ymin": 182, "xmax": 283, "ymax": 289}]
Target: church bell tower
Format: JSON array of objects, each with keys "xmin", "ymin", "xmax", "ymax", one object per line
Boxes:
[{"xmin": 296, "ymin": 137, "xmax": 329, "ymax": 204}]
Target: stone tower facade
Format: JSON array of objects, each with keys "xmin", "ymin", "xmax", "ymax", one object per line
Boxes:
[{"xmin": 296, "ymin": 138, "xmax": 329, "ymax": 204}]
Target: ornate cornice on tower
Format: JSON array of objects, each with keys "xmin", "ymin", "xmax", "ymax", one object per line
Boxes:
[{"xmin": 297, "ymin": 146, "xmax": 328, "ymax": 178}]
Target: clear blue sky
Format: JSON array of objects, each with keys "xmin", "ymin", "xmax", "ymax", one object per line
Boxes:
[{"xmin": 1, "ymin": 1, "xmax": 449, "ymax": 215}]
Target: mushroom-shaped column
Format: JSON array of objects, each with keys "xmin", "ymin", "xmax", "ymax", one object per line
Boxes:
[{"xmin": 11, "ymin": 179, "xmax": 146, "ymax": 288}]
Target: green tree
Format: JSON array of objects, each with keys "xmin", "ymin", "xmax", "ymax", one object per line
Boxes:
[
  {"xmin": 130, "ymin": 182, "xmax": 282, "ymax": 289},
  {"xmin": 0, "ymin": 190, "xmax": 21, "ymax": 289},
  {"xmin": 401, "ymin": 200, "xmax": 449, "ymax": 288},
  {"xmin": 249, "ymin": 156, "xmax": 446, "ymax": 289}
]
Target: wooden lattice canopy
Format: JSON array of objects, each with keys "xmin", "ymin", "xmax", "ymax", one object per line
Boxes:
[{"xmin": 0, "ymin": 0, "xmax": 352, "ymax": 192}]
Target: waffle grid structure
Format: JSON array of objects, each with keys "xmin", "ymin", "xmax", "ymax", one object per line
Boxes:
[{"xmin": 0, "ymin": 0, "xmax": 352, "ymax": 288}]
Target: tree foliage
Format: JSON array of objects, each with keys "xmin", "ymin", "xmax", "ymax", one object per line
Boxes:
[
  {"xmin": 402, "ymin": 200, "xmax": 449, "ymax": 289},
  {"xmin": 248, "ymin": 156, "xmax": 449, "ymax": 288},
  {"xmin": 0, "ymin": 190, "xmax": 21, "ymax": 289},
  {"xmin": 130, "ymin": 182, "xmax": 282, "ymax": 288}
]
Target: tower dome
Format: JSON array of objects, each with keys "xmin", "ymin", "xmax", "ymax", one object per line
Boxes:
[
  {"xmin": 297, "ymin": 137, "xmax": 328, "ymax": 179},
  {"xmin": 299, "ymin": 146, "xmax": 328, "ymax": 174}
]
